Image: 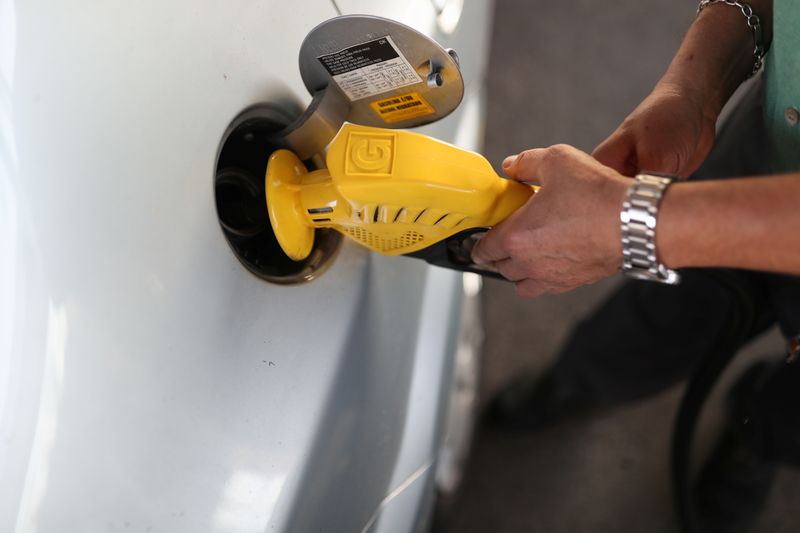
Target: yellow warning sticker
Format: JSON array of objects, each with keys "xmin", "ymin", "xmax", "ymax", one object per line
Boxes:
[{"xmin": 369, "ymin": 92, "xmax": 436, "ymax": 124}]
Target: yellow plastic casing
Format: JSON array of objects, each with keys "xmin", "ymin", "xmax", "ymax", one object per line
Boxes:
[{"xmin": 266, "ymin": 123, "xmax": 536, "ymax": 261}]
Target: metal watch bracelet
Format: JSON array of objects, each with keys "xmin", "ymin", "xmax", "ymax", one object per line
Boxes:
[{"xmin": 620, "ymin": 173, "xmax": 681, "ymax": 285}]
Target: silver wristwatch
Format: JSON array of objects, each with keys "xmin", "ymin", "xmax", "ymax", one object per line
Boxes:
[{"xmin": 620, "ymin": 173, "xmax": 681, "ymax": 285}]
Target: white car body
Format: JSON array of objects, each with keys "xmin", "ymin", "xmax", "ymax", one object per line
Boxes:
[{"xmin": 0, "ymin": 1, "xmax": 492, "ymax": 531}]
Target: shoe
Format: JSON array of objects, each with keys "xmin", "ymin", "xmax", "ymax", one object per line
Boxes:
[
  {"xmin": 487, "ymin": 370, "xmax": 595, "ymax": 431},
  {"xmin": 693, "ymin": 361, "xmax": 777, "ymax": 533}
]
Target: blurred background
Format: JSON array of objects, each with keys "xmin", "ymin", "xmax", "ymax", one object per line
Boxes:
[{"xmin": 436, "ymin": 1, "xmax": 793, "ymax": 532}]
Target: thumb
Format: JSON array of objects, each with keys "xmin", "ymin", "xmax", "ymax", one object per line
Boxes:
[
  {"xmin": 501, "ymin": 153, "xmax": 523, "ymax": 180},
  {"xmin": 500, "ymin": 148, "xmax": 549, "ymax": 184}
]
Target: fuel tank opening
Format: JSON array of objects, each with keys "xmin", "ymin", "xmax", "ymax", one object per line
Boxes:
[{"xmin": 215, "ymin": 105, "xmax": 342, "ymax": 284}]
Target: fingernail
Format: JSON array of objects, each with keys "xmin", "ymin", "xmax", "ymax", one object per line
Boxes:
[{"xmin": 502, "ymin": 155, "xmax": 516, "ymax": 169}]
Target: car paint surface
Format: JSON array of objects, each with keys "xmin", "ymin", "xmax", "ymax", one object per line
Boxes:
[{"xmin": 0, "ymin": 1, "xmax": 491, "ymax": 531}]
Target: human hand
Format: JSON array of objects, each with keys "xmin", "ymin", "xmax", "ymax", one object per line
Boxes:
[
  {"xmin": 470, "ymin": 145, "xmax": 630, "ymax": 297},
  {"xmin": 592, "ymin": 81, "xmax": 718, "ymax": 178}
]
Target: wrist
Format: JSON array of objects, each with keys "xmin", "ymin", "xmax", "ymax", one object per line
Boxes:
[
  {"xmin": 659, "ymin": 0, "xmax": 770, "ymax": 118},
  {"xmin": 654, "ymin": 182, "xmax": 683, "ymax": 268},
  {"xmin": 619, "ymin": 174, "xmax": 681, "ymax": 284},
  {"xmin": 656, "ymin": 73, "xmax": 724, "ymax": 123},
  {"xmin": 653, "ymin": 77, "xmax": 722, "ymax": 128},
  {"xmin": 657, "ymin": 181, "xmax": 708, "ymax": 269}
]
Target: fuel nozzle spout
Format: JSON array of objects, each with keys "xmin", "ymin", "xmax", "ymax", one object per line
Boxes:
[{"xmin": 265, "ymin": 123, "xmax": 537, "ymax": 275}]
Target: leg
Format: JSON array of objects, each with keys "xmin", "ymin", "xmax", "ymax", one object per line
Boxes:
[
  {"xmin": 748, "ymin": 359, "xmax": 800, "ymax": 465},
  {"xmin": 491, "ymin": 268, "xmax": 775, "ymax": 429},
  {"xmin": 552, "ymin": 270, "xmax": 774, "ymax": 408},
  {"xmin": 693, "ymin": 357, "xmax": 800, "ymax": 533}
]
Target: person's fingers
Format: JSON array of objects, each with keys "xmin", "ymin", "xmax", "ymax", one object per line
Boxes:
[
  {"xmin": 494, "ymin": 257, "xmax": 527, "ymax": 282},
  {"xmin": 514, "ymin": 278, "xmax": 547, "ymax": 298},
  {"xmin": 592, "ymin": 132, "xmax": 638, "ymax": 177},
  {"xmin": 502, "ymin": 148, "xmax": 545, "ymax": 183},
  {"xmin": 501, "ymin": 154, "xmax": 517, "ymax": 171},
  {"xmin": 470, "ymin": 227, "xmax": 511, "ymax": 266},
  {"xmin": 680, "ymin": 134, "xmax": 714, "ymax": 179},
  {"xmin": 502, "ymin": 145, "xmax": 581, "ymax": 184}
]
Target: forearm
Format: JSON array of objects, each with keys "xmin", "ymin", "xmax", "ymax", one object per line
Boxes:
[
  {"xmin": 658, "ymin": 0, "xmax": 773, "ymax": 117},
  {"xmin": 658, "ymin": 174, "xmax": 800, "ymax": 274}
]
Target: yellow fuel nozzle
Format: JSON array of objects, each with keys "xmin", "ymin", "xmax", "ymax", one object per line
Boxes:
[{"xmin": 266, "ymin": 123, "xmax": 537, "ymax": 261}]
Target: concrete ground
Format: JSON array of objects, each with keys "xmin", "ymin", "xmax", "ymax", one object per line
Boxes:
[{"xmin": 437, "ymin": 1, "xmax": 797, "ymax": 532}]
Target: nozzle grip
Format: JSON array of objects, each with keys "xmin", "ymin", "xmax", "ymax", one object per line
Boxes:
[
  {"xmin": 405, "ymin": 228, "xmax": 507, "ymax": 280},
  {"xmin": 486, "ymin": 179, "xmax": 536, "ymax": 226}
]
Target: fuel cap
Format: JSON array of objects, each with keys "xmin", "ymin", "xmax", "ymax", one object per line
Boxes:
[{"xmin": 298, "ymin": 15, "xmax": 464, "ymax": 129}]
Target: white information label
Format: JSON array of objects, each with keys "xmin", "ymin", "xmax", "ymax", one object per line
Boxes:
[{"xmin": 317, "ymin": 36, "xmax": 423, "ymax": 101}]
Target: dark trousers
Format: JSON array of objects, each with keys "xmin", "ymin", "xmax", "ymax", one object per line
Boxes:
[{"xmin": 550, "ymin": 79, "xmax": 800, "ymax": 465}]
